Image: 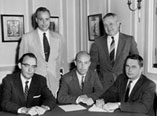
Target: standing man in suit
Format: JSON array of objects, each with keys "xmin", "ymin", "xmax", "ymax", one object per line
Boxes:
[
  {"xmin": 96, "ymin": 54, "xmax": 156, "ymax": 116},
  {"xmin": 1, "ymin": 53, "xmax": 56, "ymax": 115},
  {"xmin": 19, "ymin": 7, "xmax": 65, "ymax": 98},
  {"xmin": 90, "ymin": 13, "xmax": 139, "ymax": 91},
  {"xmin": 57, "ymin": 51, "xmax": 103, "ymax": 105}
]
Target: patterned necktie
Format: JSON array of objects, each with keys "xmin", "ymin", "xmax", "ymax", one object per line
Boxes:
[
  {"xmin": 43, "ymin": 33, "xmax": 50, "ymax": 62},
  {"xmin": 24, "ymin": 81, "xmax": 29, "ymax": 100},
  {"xmin": 124, "ymin": 81, "xmax": 132, "ymax": 102},
  {"xmin": 81, "ymin": 76, "xmax": 85, "ymax": 90},
  {"xmin": 110, "ymin": 37, "xmax": 115, "ymax": 66}
]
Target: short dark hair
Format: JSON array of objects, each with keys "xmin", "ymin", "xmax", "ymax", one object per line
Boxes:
[
  {"xmin": 125, "ymin": 54, "xmax": 143, "ymax": 67},
  {"xmin": 19, "ymin": 53, "xmax": 37, "ymax": 63},
  {"xmin": 35, "ymin": 7, "xmax": 51, "ymax": 18},
  {"xmin": 103, "ymin": 13, "xmax": 117, "ymax": 20}
]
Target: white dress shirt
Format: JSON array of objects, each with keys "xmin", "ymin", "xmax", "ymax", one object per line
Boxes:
[
  {"xmin": 127, "ymin": 77, "xmax": 140, "ymax": 96},
  {"xmin": 76, "ymin": 71, "xmax": 86, "ymax": 88},
  {"xmin": 37, "ymin": 28, "xmax": 50, "ymax": 52},
  {"xmin": 20, "ymin": 74, "xmax": 32, "ymax": 93}
]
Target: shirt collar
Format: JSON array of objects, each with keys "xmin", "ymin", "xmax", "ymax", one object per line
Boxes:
[
  {"xmin": 128, "ymin": 75, "xmax": 141, "ymax": 85},
  {"xmin": 37, "ymin": 28, "xmax": 50, "ymax": 42},
  {"xmin": 20, "ymin": 74, "xmax": 32, "ymax": 84},
  {"xmin": 76, "ymin": 71, "xmax": 86, "ymax": 79},
  {"xmin": 108, "ymin": 32, "xmax": 119, "ymax": 40},
  {"xmin": 37, "ymin": 28, "xmax": 49, "ymax": 37}
]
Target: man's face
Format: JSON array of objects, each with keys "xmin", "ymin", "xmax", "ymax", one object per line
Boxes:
[
  {"xmin": 125, "ymin": 59, "xmax": 143, "ymax": 80},
  {"xmin": 36, "ymin": 11, "xmax": 50, "ymax": 32},
  {"xmin": 75, "ymin": 54, "xmax": 91, "ymax": 75},
  {"xmin": 103, "ymin": 16, "xmax": 120, "ymax": 36},
  {"xmin": 19, "ymin": 56, "xmax": 37, "ymax": 80}
]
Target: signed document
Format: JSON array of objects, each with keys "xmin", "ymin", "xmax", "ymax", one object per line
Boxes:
[{"xmin": 59, "ymin": 104, "xmax": 86, "ymax": 112}]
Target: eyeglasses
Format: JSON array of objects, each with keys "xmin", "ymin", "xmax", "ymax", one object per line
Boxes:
[{"xmin": 22, "ymin": 63, "xmax": 37, "ymax": 69}]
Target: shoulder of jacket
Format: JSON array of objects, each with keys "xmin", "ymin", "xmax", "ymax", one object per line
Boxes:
[
  {"xmin": 120, "ymin": 33, "xmax": 133, "ymax": 39},
  {"xmin": 50, "ymin": 31, "xmax": 62, "ymax": 39},
  {"xmin": 62, "ymin": 70, "xmax": 75, "ymax": 81},
  {"xmin": 33, "ymin": 73, "xmax": 46, "ymax": 81},
  {"xmin": 3, "ymin": 73, "xmax": 19, "ymax": 81}
]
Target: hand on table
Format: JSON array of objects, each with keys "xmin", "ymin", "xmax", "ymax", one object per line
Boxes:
[
  {"xmin": 95, "ymin": 99, "xmax": 105, "ymax": 109},
  {"xmin": 78, "ymin": 95, "xmax": 94, "ymax": 106},
  {"xmin": 102, "ymin": 102, "xmax": 120, "ymax": 112}
]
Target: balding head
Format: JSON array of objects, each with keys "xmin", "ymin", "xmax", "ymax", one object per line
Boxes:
[{"xmin": 75, "ymin": 51, "xmax": 91, "ymax": 75}]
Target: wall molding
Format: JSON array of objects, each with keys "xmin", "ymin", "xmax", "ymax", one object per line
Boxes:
[{"xmin": 0, "ymin": 65, "xmax": 16, "ymax": 72}]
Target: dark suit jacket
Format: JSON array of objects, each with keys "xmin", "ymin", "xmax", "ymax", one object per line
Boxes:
[
  {"xmin": 90, "ymin": 33, "xmax": 139, "ymax": 91},
  {"xmin": 57, "ymin": 69, "xmax": 103, "ymax": 104},
  {"xmin": 101, "ymin": 74, "xmax": 156, "ymax": 116},
  {"xmin": 1, "ymin": 72, "xmax": 56, "ymax": 114}
]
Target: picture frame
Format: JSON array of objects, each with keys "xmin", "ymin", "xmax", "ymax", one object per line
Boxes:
[
  {"xmin": 88, "ymin": 14, "xmax": 102, "ymax": 41},
  {"xmin": 49, "ymin": 16, "xmax": 59, "ymax": 33},
  {"xmin": 1, "ymin": 15, "xmax": 24, "ymax": 42}
]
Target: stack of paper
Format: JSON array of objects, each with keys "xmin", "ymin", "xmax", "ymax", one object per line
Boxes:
[
  {"xmin": 88, "ymin": 104, "xmax": 107, "ymax": 112},
  {"xmin": 59, "ymin": 104, "xmax": 86, "ymax": 112}
]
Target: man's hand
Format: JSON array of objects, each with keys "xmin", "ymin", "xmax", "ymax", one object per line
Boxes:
[
  {"xmin": 35, "ymin": 106, "xmax": 47, "ymax": 115},
  {"xmin": 95, "ymin": 99, "xmax": 105, "ymax": 109},
  {"xmin": 78, "ymin": 95, "xmax": 94, "ymax": 106},
  {"xmin": 102, "ymin": 102, "xmax": 120, "ymax": 112},
  {"xmin": 86, "ymin": 98, "xmax": 94, "ymax": 106},
  {"xmin": 18, "ymin": 107, "xmax": 29, "ymax": 114},
  {"xmin": 27, "ymin": 106, "xmax": 38, "ymax": 116}
]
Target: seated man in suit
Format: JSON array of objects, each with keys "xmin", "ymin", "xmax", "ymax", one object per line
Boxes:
[
  {"xmin": 96, "ymin": 54, "xmax": 156, "ymax": 116},
  {"xmin": 57, "ymin": 51, "xmax": 103, "ymax": 106},
  {"xmin": 1, "ymin": 53, "xmax": 56, "ymax": 115}
]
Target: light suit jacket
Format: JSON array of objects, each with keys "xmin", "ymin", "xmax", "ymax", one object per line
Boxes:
[
  {"xmin": 1, "ymin": 72, "xmax": 56, "ymax": 114},
  {"xmin": 57, "ymin": 69, "xmax": 103, "ymax": 104},
  {"xmin": 19, "ymin": 29, "xmax": 65, "ymax": 97},
  {"xmin": 90, "ymin": 33, "xmax": 139, "ymax": 91}
]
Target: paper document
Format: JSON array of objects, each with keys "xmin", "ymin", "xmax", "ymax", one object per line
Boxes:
[
  {"xmin": 88, "ymin": 104, "xmax": 113, "ymax": 112},
  {"xmin": 59, "ymin": 104, "xmax": 86, "ymax": 112}
]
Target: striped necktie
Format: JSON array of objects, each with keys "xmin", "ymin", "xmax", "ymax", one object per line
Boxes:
[
  {"xmin": 110, "ymin": 37, "xmax": 115, "ymax": 66},
  {"xmin": 24, "ymin": 81, "xmax": 29, "ymax": 100}
]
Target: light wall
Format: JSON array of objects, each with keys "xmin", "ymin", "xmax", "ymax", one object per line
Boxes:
[
  {"xmin": 0, "ymin": 0, "xmax": 27, "ymax": 79},
  {"xmin": 0, "ymin": 0, "xmax": 157, "ymax": 84}
]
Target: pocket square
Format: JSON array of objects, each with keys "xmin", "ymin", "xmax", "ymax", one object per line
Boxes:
[{"xmin": 33, "ymin": 95, "xmax": 41, "ymax": 98}]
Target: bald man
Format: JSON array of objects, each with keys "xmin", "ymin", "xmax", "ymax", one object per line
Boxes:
[{"xmin": 57, "ymin": 51, "xmax": 103, "ymax": 106}]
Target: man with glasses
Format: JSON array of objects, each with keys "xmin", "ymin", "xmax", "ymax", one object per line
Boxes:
[
  {"xmin": 1, "ymin": 53, "xmax": 56, "ymax": 115},
  {"xmin": 19, "ymin": 7, "xmax": 65, "ymax": 98}
]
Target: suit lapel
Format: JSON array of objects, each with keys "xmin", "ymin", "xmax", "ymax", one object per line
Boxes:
[
  {"xmin": 14, "ymin": 73, "xmax": 26, "ymax": 105},
  {"xmin": 128, "ymin": 75, "xmax": 144, "ymax": 101},
  {"xmin": 33, "ymin": 30, "xmax": 45, "ymax": 59},
  {"xmin": 83, "ymin": 70, "xmax": 90, "ymax": 92},
  {"xmin": 121, "ymin": 76, "xmax": 128, "ymax": 102},
  {"xmin": 102, "ymin": 36, "xmax": 112, "ymax": 66},
  {"xmin": 72, "ymin": 70, "xmax": 83, "ymax": 92},
  {"xmin": 115, "ymin": 33, "xmax": 125, "ymax": 63},
  {"xmin": 26, "ymin": 75, "xmax": 38, "ymax": 105}
]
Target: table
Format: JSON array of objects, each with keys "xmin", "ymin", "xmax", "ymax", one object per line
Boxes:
[{"xmin": 0, "ymin": 105, "xmax": 149, "ymax": 116}]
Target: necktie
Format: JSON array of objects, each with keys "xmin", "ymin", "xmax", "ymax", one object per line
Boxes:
[
  {"xmin": 81, "ymin": 76, "xmax": 85, "ymax": 90},
  {"xmin": 124, "ymin": 81, "xmax": 132, "ymax": 102},
  {"xmin": 110, "ymin": 37, "xmax": 115, "ymax": 66},
  {"xmin": 24, "ymin": 81, "xmax": 29, "ymax": 100},
  {"xmin": 43, "ymin": 33, "xmax": 50, "ymax": 62}
]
